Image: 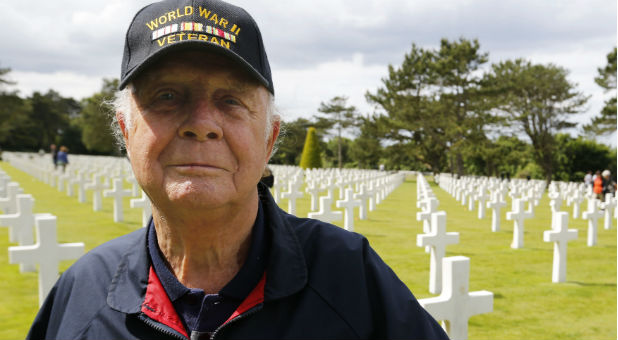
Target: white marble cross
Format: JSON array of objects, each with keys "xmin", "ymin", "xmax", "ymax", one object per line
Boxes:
[
  {"xmin": 8, "ymin": 215, "xmax": 85, "ymax": 306},
  {"xmin": 130, "ymin": 190, "xmax": 152, "ymax": 227},
  {"xmin": 0, "ymin": 194, "xmax": 54, "ymax": 272},
  {"xmin": 103, "ymin": 177, "xmax": 133, "ymax": 222},
  {"xmin": 0, "ymin": 173, "xmax": 9, "ymax": 197},
  {"xmin": 0, "ymin": 182, "xmax": 24, "ymax": 214},
  {"xmin": 475, "ymin": 187, "xmax": 489, "ymax": 219},
  {"xmin": 336, "ymin": 188, "xmax": 362, "ymax": 231},
  {"xmin": 570, "ymin": 190, "xmax": 584, "ymax": 219},
  {"xmin": 419, "ymin": 256, "xmax": 493, "ymax": 340},
  {"xmin": 281, "ymin": 181, "xmax": 304, "ymax": 215},
  {"xmin": 305, "ymin": 182, "xmax": 321, "ymax": 211},
  {"xmin": 57, "ymin": 171, "xmax": 69, "ymax": 192},
  {"xmin": 548, "ymin": 191, "xmax": 562, "ymax": 213},
  {"xmin": 506, "ymin": 198, "xmax": 533, "ymax": 249},
  {"xmin": 417, "ymin": 197, "xmax": 440, "ymax": 235},
  {"xmin": 367, "ymin": 183, "xmax": 377, "ymax": 212},
  {"xmin": 0, "ymin": 194, "xmax": 34, "ymax": 244},
  {"xmin": 66, "ymin": 171, "xmax": 75, "ymax": 197},
  {"xmin": 272, "ymin": 175, "xmax": 284, "ymax": 204},
  {"xmin": 582, "ymin": 198, "xmax": 603, "ymax": 246},
  {"xmin": 460, "ymin": 187, "xmax": 468, "ymax": 206},
  {"xmin": 543, "ymin": 211, "xmax": 578, "ymax": 283},
  {"xmin": 601, "ymin": 194, "xmax": 616, "ymax": 230},
  {"xmin": 486, "ymin": 192, "xmax": 506, "ymax": 232},
  {"xmin": 467, "ymin": 189, "xmax": 475, "ymax": 212},
  {"xmin": 85, "ymin": 174, "xmax": 106, "ymax": 211},
  {"xmin": 308, "ymin": 196, "xmax": 342, "ymax": 224},
  {"xmin": 417, "ymin": 211, "xmax": 460, "ymax": 294},
  {"xmin": 74, "ymin": 171, "xmax": 89, "ymax": 203},
  {"xmin": 322, "ymin": 177, "xmax": 337, "ymax": 200},
  {"xmin": 353, "ymin": 184, "xmax": 373, "ymax": 220}
]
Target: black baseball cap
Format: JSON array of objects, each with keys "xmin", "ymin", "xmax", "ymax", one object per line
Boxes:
[{"xmin": 119, "ymin": 0, "xmax": 274, "ymax": 94}]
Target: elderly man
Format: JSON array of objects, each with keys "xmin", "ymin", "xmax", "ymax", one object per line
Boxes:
[{"xmin": 27, "ymin": 0, "xmax": 447, "ymax": 339}]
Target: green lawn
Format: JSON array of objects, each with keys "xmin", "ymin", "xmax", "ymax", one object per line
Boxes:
[{"xmin": 0, "ymin": 162, "xmax": 615, "ymax": 339}]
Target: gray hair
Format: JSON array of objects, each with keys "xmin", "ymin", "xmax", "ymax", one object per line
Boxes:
[{"xmin": 109, "ymin": 86, "xmax": 280, "ymax": 158}]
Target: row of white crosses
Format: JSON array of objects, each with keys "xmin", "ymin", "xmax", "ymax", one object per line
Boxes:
[
  {"xmin": 0, "ymin": 168, "xmax": 84, "ymax": 306},
  {"xmin": 4, "ymin": 152, "xmax": 152, "ymax": 227},
  {"xmin": 439, "ymin": 173, "xmax": 617, "ymax": 249},
  {"xmin": 415, "ymin": 173, "xmax": 493, "ymax": 340},
  {"xmin": 438, "ymin": 172, "xmax": 616, "ymax": 281},
  {"xmin": 547, "ymin": 180, "xmax": 616, "ymax": 247},
  {"xmin": 269, "ymin": 165, "xmax": 404, "ymax": 232}
]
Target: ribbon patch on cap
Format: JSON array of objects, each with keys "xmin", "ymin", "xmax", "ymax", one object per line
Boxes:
[
  {"xmin": 152, "ymin": 22, "xmax": 237, "ymax": 43},
  {"xmin": 146, "ymin": 6, "xmax": 241, "ymax": 50}
]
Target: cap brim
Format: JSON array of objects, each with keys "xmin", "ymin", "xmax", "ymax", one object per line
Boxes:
[{"xmin": 119, "ymin": 40, "xmax": 272, "ymax": 93}]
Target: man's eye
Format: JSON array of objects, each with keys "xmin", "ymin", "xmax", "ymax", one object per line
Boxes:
[
  {"xmin": 159, "ymin": 92, "xmax": 176, "ymax": 101},
  {"xmin": 223, "ymin": 97, "xmax": 241, "ymax": 106}
]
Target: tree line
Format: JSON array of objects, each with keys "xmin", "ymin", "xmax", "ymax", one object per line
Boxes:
[
  {"xmin": 273, "ymin": 39, "xmax": 616, "ymax": 183},
  {"xmin": 0, "ymin": 38, "xmax": 615, "ymax": 182},
  {"xmin": 0, "ymin": 75, "xmax": 119, "ymax": 156}
]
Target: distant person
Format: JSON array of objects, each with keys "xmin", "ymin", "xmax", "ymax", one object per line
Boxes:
[
  {"xmin": 584, "ymin": 170, "xmax": 593, "ymax": 188},
  {"xmin": 56, "ymin": 146, "xmax": 69, "ymax": 172},
  {"xmin": 50, "ymin": 144, "xmax": 58, "ymax": 168},
  {"xmin": 602, "ymin": 170, "xmax": 616, "ymax": 198},
  {"xmin": 593, "ymin": 170, "xmax": 603, "ymax": 199}
]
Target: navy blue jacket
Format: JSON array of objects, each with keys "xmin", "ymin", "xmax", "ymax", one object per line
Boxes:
[{"xmin": 27, "ymin": 185, "xmax": 448, "ymax": 339}]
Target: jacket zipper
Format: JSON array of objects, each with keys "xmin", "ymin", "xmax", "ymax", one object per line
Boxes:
[
  {"xmin": 210, "ymin": 304, "xmax": 264, "ymax": 339},
  {"xmin": 138, "ymin": 313, "xmax": 188, "ymax": 340}
]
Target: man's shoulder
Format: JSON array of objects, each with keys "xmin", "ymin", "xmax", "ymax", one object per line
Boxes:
[
  {"xmin": 280, "ymin": 212, "xmax": 367, "ymax": 253},
  {"xmin": 67, "ymin": 227, "xmax": 147, "ymax": 279}
]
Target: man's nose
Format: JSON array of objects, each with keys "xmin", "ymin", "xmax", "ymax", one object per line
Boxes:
[{"xmin": 178, "ymin": 100, "xmax": 223, "ymax": 141}]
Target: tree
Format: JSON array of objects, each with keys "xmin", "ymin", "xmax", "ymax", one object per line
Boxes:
[
  {"xmin": 349, "ymin": 116, "xmax": 383, "ymax": 169},
  {"xmin": 316, "ymin": 96, "xmax": 358, "ymax": 169},
  {"xmin": 299, "ymin": 127, "xmax": 322, "ymax": 169},
  {"xmin": 486, "ymin": 59, "xmax": 589, "ymax": 183},
  {"xmin": 367, "ymin": 38, "xmax": 492, "ymax": 174},
  {"xmin": 464, "ymin": 136, "xmax": 535, "ymax": 178},
  {"xmin": 554, "ymin": 134, "xmax": 615, "ymax": 182},
  {"xmin": 78, "ymin": 79, "xmax": 120, "ymax": 154},
  {"xmin": 324, "ymin": 137, "xmax": 353, "ymax": 168},
  {"xmin": 29, "ymin": 90, "xmax": 80, "ymax": 149},
  {"xmin": 434, "ymin": 38, "xmax": 492, "ymax": 175},
  {"xmin": 367, "ymin": 43, "xmax": 444, "ymax": 172},
  {"xmin": 0, "ymin": 65, "xmax": 16, "ymax": 87},
  {"xmin": 584, "ymin": 47, "xmax": 617, "ymax": 135},
  {"xmin": 0, "ymin": 91, "xmax": 34, "ymax": 150}
]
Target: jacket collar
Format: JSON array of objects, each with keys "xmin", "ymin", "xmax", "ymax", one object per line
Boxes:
[
  {"xmin": 107, "ymin": 184, "xmax": 308, "ymax": 313},
  {"xmin": 258, "ymin": 183, "xmax": 308, "ymax": 300},
  {"xmin": 106, "ymin": 226, "xmax": 151, "ymax": 314}
]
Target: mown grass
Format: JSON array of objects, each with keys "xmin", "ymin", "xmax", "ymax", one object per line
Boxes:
[{"xmin": 0, "ymin": 162, "xmax": 615, "ymax": 339}]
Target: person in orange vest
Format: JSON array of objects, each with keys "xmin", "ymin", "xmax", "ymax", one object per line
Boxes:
[{"xmin": 593, "ymin": 170, "xmax": 603, "ymax": 199}]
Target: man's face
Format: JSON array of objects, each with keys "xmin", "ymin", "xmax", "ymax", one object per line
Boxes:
[{"xmin": 120, "ymin": 50, "xmax": 278, "ymax": 213}]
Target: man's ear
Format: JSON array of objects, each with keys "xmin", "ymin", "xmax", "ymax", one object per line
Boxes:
[
  {"xmin": 116, "ymin": 111, "xmax": 130, "ymax": 154},
  {"xmin": 117, "ymin": 112, "xmax": 128, "ymax": 136},
  {"xmin": 266, "ymin": 118, "xmax": 280, "ymax": 160}
]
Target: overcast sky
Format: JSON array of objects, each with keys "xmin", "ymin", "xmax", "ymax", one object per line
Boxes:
[{"xmin": 1, "ymin": 0, "xmax": 616, "ymax": 143}]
